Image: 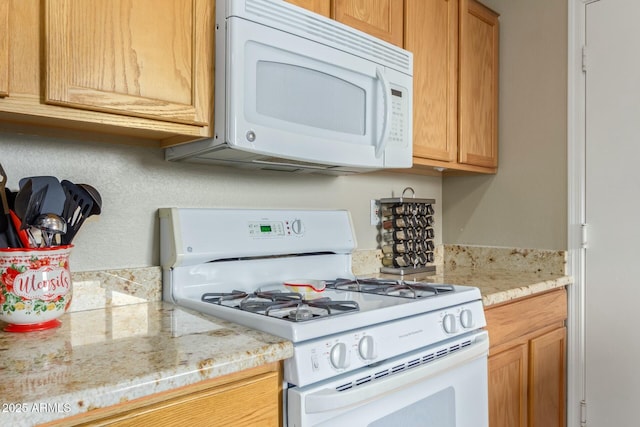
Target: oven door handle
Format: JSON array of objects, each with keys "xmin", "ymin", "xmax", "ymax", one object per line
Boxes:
[{"xmin": 304, "ymin": 334, "xmax": 489, "ymax": 414}]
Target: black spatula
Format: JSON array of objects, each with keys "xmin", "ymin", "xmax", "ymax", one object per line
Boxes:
[{"xmin": 60, "ymin": 180, "xmax": 94, "ymax": 244}]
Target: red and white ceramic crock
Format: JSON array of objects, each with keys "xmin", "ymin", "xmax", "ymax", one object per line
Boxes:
[{"xmin": 0, "ymin": 245, "xmax": 73, "ymax": 332}]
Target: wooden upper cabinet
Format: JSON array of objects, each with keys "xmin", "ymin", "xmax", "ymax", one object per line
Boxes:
[
  {"xmin": 406, "ymin": 0, "xmax": 498, "ymax": 175},
  {"xmin": 44, "ymin": 0, "xmax": 212, "ymax": 126},
  {"xmin": 459, "ymin": 0, "xmax": 499, "ymax": 168},
  {"xmin": 284, "ymin": 0, "xmax": 331, "ymax": 17},
  {"xmin": 0, "ymin": 0, "xmax": 8, "ymax": 97},
  {"xmin": 405, "ymin": 0, "xmax": 458, "ymax": 163},
  {"xmin": 333, "ymin": 0, "xmax": 404, "ymax": 47}
]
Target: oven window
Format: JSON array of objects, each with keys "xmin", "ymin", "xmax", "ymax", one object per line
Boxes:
[
  {"xmin": 255, "ymin": 61, "xmax": 366, "ymax": 135},
  {"xmin": 368, "ymin": 387, "xmax": 455, "ymax": 427}
]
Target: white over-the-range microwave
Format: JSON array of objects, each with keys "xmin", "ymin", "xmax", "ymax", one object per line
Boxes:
[{"xmin": 165, "ymin": 0, "xmax": 414, "ymax": 174}]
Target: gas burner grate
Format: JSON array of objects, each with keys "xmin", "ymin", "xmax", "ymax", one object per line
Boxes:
[
  {"xmin": 201, "ymin": 290, "xmax": 248, "ymax": 304},
  {"xmin": 201, "ymin": 290, "xmax": 360, "ymax": 322},
  {"xmin": 327, "ymin": 278, "xmax": 454, "ymax": 299}
]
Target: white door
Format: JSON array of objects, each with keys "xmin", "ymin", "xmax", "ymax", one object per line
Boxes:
[{"xmin": 585, "ymin": 0, "xmax": 640, "ymax": 424}]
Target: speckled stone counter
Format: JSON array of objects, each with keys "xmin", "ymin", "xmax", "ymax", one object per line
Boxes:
[
  {"xmin": 0, "ymin": 302, "xmax": 293, "ymax": 427},
  {"xmin": 422, "ymin": 268, "xmax": 572, "ymax": 306},
  {"xmin": 439, "ymin": 245, "xmax": 572, "ymax": 306},
  {"xmin": 370, "ymin": 245, "xmax": 573, "ymax": 306},
  {"xmin": 0, "ymin": 244, "xmax": 571, "ymax": 426}
]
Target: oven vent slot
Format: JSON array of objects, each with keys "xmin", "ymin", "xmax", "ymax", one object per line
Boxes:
[
  {"xmin": 374, "ymin": 370, "xmax": 389, "ymax": 379},
  {"xmin": 334, "ymin": 338, "xmax": 475, "ymax": 393},
  {"xmin": 422, "ymin": 353, "xmax": 435, "ymax": 363},
  {"xmin": 356, "ymin": 376, "xmax": 372, "ymax": 386},
  {"xmin": 407, "ymin": 358, "xmax": 421, "ymax": 368},
  {"xmin": 336, "ymin": 383, "xmax": 353, "ymax": 392},
  {"xmin": 436, "ymin": 349, "xmax": 449, "ymax": 358},
  {"xmin": 391, "ymin": 364, "xmax": 406, "ymax": 373}
]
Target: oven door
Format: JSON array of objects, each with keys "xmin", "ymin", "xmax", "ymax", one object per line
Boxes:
[{"xmin": 287, "ymin": 331, "xmax": 489, "ymax": 427}]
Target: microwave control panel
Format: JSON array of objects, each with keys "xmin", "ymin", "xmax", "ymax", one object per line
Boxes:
[{"xmin": 389, "ymin": 87, "xmax": 409, "ymax": 147}]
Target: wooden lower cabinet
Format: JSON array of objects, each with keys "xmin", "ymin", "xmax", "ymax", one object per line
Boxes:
[
  {"xmin": 486, "ymin": 289, "xmax": 567, "ymax": 427},
  {"xmin": 43, "ymin": 363, "xmax": 282, "ymax": 427},
  {"xmin": 529, "ymin": 327, "xmax": 566, "ymax": 427},
  {"xmin": 489, "ymin": 343, "xmax": 528, "ymax": 427}
]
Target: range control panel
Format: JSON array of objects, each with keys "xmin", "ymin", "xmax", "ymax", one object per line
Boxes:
[
  {"xmin": 247, "ymin": 218, "xmax": 304, "ymax": 238},
  {"xmin": 284, "ymin": 299, "xmax": 486, "ymax": 387}
]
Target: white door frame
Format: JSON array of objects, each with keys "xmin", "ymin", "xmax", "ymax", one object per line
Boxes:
[{"xmin": 567, "ymin": 0, "xmax": 596, "ymax": 425}]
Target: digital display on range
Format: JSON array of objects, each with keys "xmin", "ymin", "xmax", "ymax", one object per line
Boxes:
[{"xmin": 249, "ymin": 221, "xmax": 285, "ymax": 237}]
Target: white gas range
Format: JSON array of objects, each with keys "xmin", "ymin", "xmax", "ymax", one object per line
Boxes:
[{"xmin": 160, "ymin": 208, "xmax": 489, "ymax": 427}]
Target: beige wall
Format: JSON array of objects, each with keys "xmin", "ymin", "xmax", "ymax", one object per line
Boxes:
[
  {"xmin": 0, "ymin": 131, "xmax": 441, "ymax": 271},
  {"xmin": 443, "ymin": 0, "xmax": 568, "ymax": 250}
]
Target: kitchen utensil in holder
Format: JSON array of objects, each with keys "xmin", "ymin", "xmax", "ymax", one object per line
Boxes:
[{"xmin": 378, "ymin": 187, "xmax": 436, "ymax": 275}]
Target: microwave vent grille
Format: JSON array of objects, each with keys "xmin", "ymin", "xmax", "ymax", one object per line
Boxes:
[{"xmin": 244, "ymin": 0, "xmax": 412, "ymax": 75}]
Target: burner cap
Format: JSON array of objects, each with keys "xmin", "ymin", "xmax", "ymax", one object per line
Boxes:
[{"xmin": 288, "ymin": 308, "xmax": 314, "ymax": 321}]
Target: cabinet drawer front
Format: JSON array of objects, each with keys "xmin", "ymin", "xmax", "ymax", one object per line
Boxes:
[
  {"xmin": 83, "ymin": 371, "xmax": 281, "ymax": 427},
  {"xmin": 485, "ymin": 289, "xmax": 567, "ymax": 349}
]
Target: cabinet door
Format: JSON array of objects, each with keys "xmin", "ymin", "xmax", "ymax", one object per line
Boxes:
[
  {"xmin": 284, "ymin": 0, "xmax": 330, "ymax": 17},
  {"xmin": 333, "ymin": 0, "xmax": 404, "ymax": 47},
  {"xmin": 405, "ymin": 0, "xmax": 457, "ymax": 163},
  {"xmin": 489, "ymin": 343, "xmax": 528, "ymax": 427},
  {"xmin": 529, "ymin": 327, "xmax": 566, "ymax": 427},
  {"xmin": 459, "ymin": 0, "xmax": 499, "ymax": 167},
  {"xmin": 0, "ymin": 0, "xmax": 8, "ymax": 97},
  {"xmin": 44, "ymin": 0, "xmax": 212, "ymax": 126}
]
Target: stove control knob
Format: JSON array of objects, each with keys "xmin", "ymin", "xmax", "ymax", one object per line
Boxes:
[
  {"xmin": 460, "ymin": 309, "xmax": 474, "ymax": 329},
  {"xmin": 330, "ymin": 342, "xmax": 350, "ymax": 370},
  {"xmin": 291, "ymin": 219, "xmax": 304, "ymax": 235},
  {"xmin": 442, "ymin": 313, "xmax": 458, "ymax": 334},
  {"xmin": 358, "ymin": 335, "xmax": 377, "ymax": 360}
]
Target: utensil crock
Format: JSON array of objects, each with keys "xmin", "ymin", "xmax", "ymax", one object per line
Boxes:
[{"xmin": 0, "ymin": 245, "xmax": 73, "ymax": 332}]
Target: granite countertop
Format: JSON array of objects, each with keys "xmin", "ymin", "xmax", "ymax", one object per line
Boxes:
[
  {"xmin": 431, "ymin": 267, "xmax": 572, "ymax": 306},
  {"xmin": 0, "ymin": 245, "xmax": 572, "ymax": 426},
  {"xmin": 439, "ymin": 245, "xmax": 573, "ymax": 306},
  {"xmin": 0, "ymin": 301, "xmax": 293, "ymax": 427},
  {"xmin": 375, "ymin": 245, "xmax": 573, "ymax": 306}
]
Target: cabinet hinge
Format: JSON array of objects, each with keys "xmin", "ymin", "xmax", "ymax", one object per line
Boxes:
[
  {"xmin": 582, "ymin": 45, "xmax": 587, "ymax": 72},
  {"xmin": 581, "ymin": 399, "xmax": 587, "ymax": 426},
  {"xmin": 581, "ymin": 223, "xmax": 589, "ymax": 249}
]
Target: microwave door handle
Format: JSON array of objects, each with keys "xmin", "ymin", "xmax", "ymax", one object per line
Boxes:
[{"xmin": 375, "ymin": 68, "xmax": 392, "ymax": 159}]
